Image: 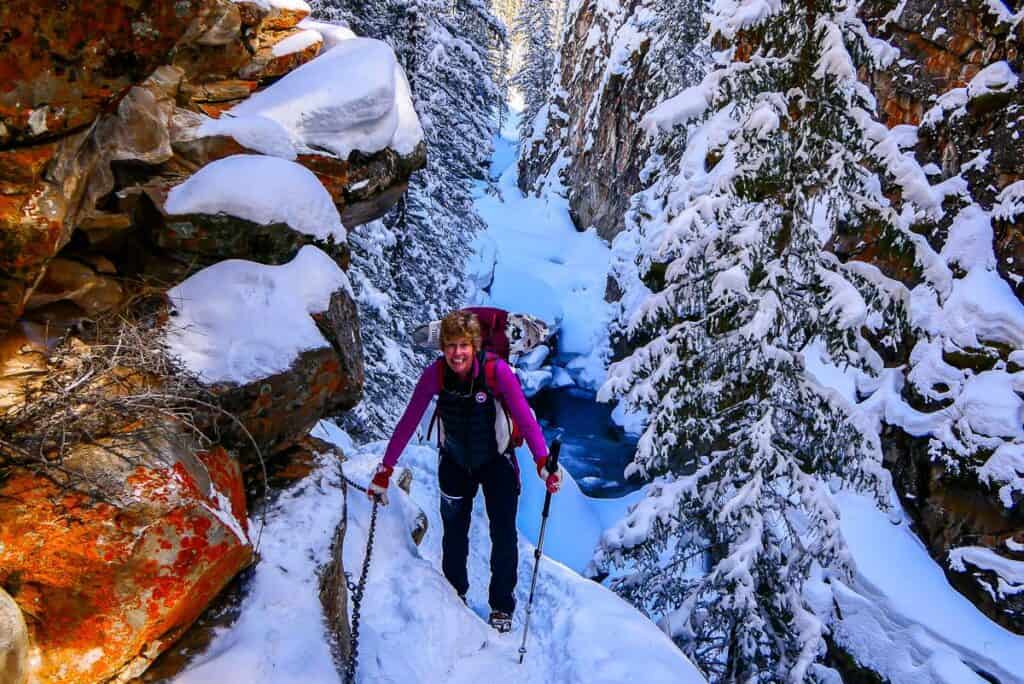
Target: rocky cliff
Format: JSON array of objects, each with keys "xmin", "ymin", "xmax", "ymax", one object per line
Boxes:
[
  {"xmin": 852, "ymin": 0, "xmax": 1024, "ymax": 635},
  {"xmin": 536, "ymin": 0, "xmax": 1024, "ymax": 638},
  {"xmin": 517, "ymin": 0, "xmax": 653, "ymax": 240},
  {"xmin": 517, "ymin": 0, "xmax": 702, "ymax": 241},
  {"xmin": 0, "ymin": 1, "xmax": 424, "ymax": 681}
]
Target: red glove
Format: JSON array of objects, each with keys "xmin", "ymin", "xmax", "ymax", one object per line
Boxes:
[
  {"xmin": 368, "ymin": 463, "xmax": 393, "ymax": 504},
  {"xmin": 536, "ymin": 458, "xmax": 562, "ymax": 494}
]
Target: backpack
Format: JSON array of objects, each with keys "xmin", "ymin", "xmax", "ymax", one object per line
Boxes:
[
  {"xmin": 412, "ymin": 307, "xmax": 550, "ymax": 360},
  {"xmin": 465, "ymin": 306, "xmax": 511, "ymax": 359}
]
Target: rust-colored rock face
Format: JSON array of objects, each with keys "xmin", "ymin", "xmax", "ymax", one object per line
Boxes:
[
  {"xmin": 0, "ymin": 0, "xmax": 419, "ymax": 679},
  {"xmin": 214, "ymin": 345, "xmax": 359, "ymax": 456},
  {"xmin": 0, "ymin": 0, "xmax": 424, "ymax": 337},
  {"xmin": 861, "ymin": 0, "xmax": 1021, "ymax": 127},
  {"xmin": 853, "ymin": 0, "xmax": 1024, "ymax": 633},
  {"xmin": 0, "ymin": 441, "xmax": 251, "ymax": 683},
  {"xmin": 0, "ymin": 0, "xmax": 208, "ymax": 146},
  {"xmin": 884, "ymin": 425, "xmax": 1024, "ymax": 632},
  {"xmin": 239, "ymin": 26, "xmax": 324, "ymax": 80},
  {"xmin": 0, "ymin": 129, "xmax": 108, "ymax": 337}
]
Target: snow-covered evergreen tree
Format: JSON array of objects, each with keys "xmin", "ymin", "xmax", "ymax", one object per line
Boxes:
[
  {"xmin": 596, "ymin": 1, "xmax": 909, "ymax": 679},
  {"xmin": 310, "ymin": 0, "xmax": 505, "ymax": 437},
  {"xmin": 648, "ymin": 0, "xmax": 706, "ymax": 107},
  {"xmin": 512, "ymin": 0, "xmax": 556, "ymax": 140}
]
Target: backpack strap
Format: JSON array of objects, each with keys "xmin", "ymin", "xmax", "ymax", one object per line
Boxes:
[
  {"xmin": 484, "ymin": 352, "xmax": 500, "ymax": 398},
  {"xmin": 427, "ymin": 407, "xmax": 440, "ymax": 445},
  {"xmin": 429, "ymin": 357, "xmax": 446, "ymax": 447},
  {"xmin": 484, "ymin": 353, "xmax": 520, "ymax": 450}
]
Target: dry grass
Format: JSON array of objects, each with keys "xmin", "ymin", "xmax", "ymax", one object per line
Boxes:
[{"xmin": 0, "ymin": 294, "xmax": 267, "ymax": 548}]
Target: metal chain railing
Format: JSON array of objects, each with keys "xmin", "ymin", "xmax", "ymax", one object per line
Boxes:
[{"xmin": 341, "ymin": 473, "xmax": 379, "ymax": 684}]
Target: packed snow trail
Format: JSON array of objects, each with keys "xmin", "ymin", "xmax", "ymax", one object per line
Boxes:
[
  {"xmin": 171, "ymin": 421, "xmax": 704, "ymax": 683},
  {"xmin": 334, "ymin": 425, "xmax": 702, "ymax": 683}
]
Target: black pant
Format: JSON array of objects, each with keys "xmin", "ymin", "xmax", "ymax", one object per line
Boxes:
[{"xmin": 438, "ymin": 451, "xmax": 520, "ymax": 614}]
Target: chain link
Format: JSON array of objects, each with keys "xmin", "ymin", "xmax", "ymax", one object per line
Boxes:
[
  {"xmin": 342, "ymin": 473, "xmax": 379, "ymax": 684},
  {"xmin": 343, "ymin": 474, "xmax": 369, "ymax": 494}
]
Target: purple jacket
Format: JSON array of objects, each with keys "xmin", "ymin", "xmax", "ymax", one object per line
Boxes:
[{"xmin": 382, "ymin": 356, "xmax": 549, "ymax": 468}]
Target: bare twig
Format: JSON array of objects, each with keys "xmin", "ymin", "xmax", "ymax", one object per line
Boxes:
[{"xmin": 0, "ymin": 295, "xmax": 268, "ymax": 553}]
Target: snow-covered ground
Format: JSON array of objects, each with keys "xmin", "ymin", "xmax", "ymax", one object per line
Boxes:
[
  {"xmin": 172, "ymin": 421, "xmax": 704, "ymax": 683},
  {"xmin": 802, "ymin": 353, "xmax": 1024, "ymax": 683},
  {"xmin": 809, "ymin": 490, "xmax": 1024, "ymax": 684}
]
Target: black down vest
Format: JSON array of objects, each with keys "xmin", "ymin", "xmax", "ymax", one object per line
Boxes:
[{"xmin": 435, "ymin": 351, "xmax": 500, "ymax": 471}]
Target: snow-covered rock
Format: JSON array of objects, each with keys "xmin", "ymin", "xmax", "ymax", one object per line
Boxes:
[
  {"xmin": 0, "ymin": 587, "xmax": 28, "ymax": 683},
  {"xmin": 518, "ymin": 344, "xmax": 550, "ymax": 371},
  {"xmin": 551, "ymin": 365, "xmax": 575, "ymax": 389},
  {"xmin": 165, "ymin": 154, "xmax": 346, "ymax": 242},
  {"xmin": 966, "ymin": 61, "xmax": 1020, "ymax": 101},
  {"xmin": 233, "ymin": 0, "xmax": 311, "ymax": 12},
  {"xmin": 517, "ymin": 367, "xmax": 554, "ymax": 397},
  {"xmin": 978, "ymin": 442, "xmax": 1024, "ymax": 509},
  {"xmin": 167, "ymin": 245, "xmax": 351, "ymax": 386},
  {"xmin": 227, "ymin": 37, "xmax": 423, "ymax": 160},
  {"xmin": 466, "ymin": 231, "xmax": 499, "ymax": 292},
  {"xmin": 806, "ymin": 490, "xmax": 1024, "ymax": 684},
  {"xmin": 195, "ymin": 114, "xmax": 298, "ymax": 160},
  {"xmin": 298, "ymin": 18, "xmax": 357, "ymax": 51}
]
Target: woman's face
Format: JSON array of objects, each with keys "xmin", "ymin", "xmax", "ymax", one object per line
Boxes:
[{"xmin": 443, "ymin": 337, "xmax": 474, "ymax": 377}]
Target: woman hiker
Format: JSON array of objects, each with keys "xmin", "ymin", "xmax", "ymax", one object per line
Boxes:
[{"xmin": 366, "ymin": 310, "xmax": 562, "ymax": 633}]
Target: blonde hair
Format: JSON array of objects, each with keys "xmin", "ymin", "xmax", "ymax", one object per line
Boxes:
[{"xmin": 440, "ymin": 310, "xmax": 482, "ymax": 351}]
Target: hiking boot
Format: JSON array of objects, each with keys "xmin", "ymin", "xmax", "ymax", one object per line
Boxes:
[{"xmin": 488, "ymin": 610, "xmax": 512, "ymax": 633}]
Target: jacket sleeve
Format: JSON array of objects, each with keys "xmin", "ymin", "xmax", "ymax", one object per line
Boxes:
[
  {"xmin": 382, "ymin": 360, "xmax": 442, "ymax": 468},
  {"xmin": 494, "ymin": 359, "xmax": 549, "ymax": 464}
]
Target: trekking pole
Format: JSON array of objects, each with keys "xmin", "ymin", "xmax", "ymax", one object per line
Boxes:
[{"xmin": 519, "ymin": 438, "xmax": 561, "ymax": 665}]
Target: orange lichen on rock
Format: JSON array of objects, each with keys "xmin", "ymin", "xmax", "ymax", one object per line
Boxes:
[
  {"xmin": 0, "ymin": 0, "xmax": 207, "ymax": 145},
  {"xmin": 0, "ymin": 472, "xmax": 139, "ymax": 664},
  {"xmin": 199, "ymin": 446, "xmax": 250, "ymax": 535},
  {"xmin": 0, "ymin": 450, "xmax": 252, "ymax": 683}
]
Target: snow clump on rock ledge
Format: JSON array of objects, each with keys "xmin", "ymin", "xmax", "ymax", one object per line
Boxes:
[
  {"xmin": 213, "ymin": 36, "xmax": 423, "ymax": 160},
  {"xmin": 166, "ymin": 246, "xmax": 352, "ymax": 385},
  {"xmin": 230, "ymin": 0, "xmax": 311, "ymax": 11},
  {"xmin": 164, "ymin": 154, "xmax": 347, "ymax": 242}
]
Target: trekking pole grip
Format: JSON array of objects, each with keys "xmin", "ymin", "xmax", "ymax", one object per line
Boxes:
[
  {"xmin": 541, "ymin": 439, "xmax": 560, "ymax": 518},
  {"xmin": 547, "ymin": 439, "xmax": 560, "ymax": 475}
]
